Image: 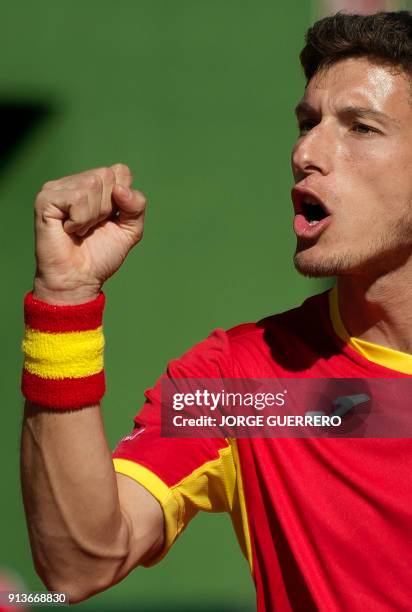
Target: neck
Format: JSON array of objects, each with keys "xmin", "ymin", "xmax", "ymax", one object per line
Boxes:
[{"xmin": 337, "ymin": 261, "xmax": 412, "ymax": 354}]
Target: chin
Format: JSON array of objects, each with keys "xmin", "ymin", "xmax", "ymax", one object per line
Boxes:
[
  {"xmin": 293, "ymin": 246, "xmax": 355, "ymax": 278},
  {"xmin": 294, "ymin": 255, "xmax": 337, "ymax": 278},
  {"xmin": 294, "ymin": 237, "xmax": 412, "ymax": 278}
]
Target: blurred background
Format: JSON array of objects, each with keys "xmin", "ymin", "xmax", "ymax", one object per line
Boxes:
[{"xmin": 0, "ymin": 0, "xmax": 410, "ymax": 610}]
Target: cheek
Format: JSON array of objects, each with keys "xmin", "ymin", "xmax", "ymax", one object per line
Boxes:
[
  {"xmin": 348, "ymin": 138, "xmax": 412, "ymax": 181},
  {"xmin": 372, "ymin": 158, "xmax": 412, "ymax": 214},
  {"xmin": 339, "ymin": 143, "xmax": 412, "ymax": 212}
]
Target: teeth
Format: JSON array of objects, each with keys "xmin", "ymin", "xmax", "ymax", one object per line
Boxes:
[{"xmin": 309, "ymin": 220, "xmax": 319, "ymax": 226}]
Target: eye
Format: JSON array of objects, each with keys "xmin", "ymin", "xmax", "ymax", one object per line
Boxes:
[
  {"xmin": 352, "ymin": 123, "xmax": 378, "ymax": 135},
  {"xmin": 298, "ymin": 119, "xmax": 317, "ymax": 134}
]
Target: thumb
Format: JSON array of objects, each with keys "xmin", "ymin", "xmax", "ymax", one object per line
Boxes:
[
  {"xmin": 109, "ymin": 163, "xmax": 146, "ymax": 234},
  {"xmin": 111, "ymin": 183, "xmax": 147, "ymax": 235},
  {"xmin": 110, "ymin": 161, "xmax": 133, "ymax": 217}
]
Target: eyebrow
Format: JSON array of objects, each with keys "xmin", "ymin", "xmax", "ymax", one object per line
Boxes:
[{"xmin": 294, "ymin": 101, "xmax": 401, "ymax": 126}]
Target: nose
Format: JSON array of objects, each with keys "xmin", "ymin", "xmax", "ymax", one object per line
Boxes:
[{"xmin": 291, "ymin": 122, "xmax": 332, "ymax": 182}]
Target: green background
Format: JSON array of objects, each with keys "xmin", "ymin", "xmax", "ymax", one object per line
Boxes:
[{"xmin": 0, "ymin": 1, "xmax": 332, "ymax": 610}]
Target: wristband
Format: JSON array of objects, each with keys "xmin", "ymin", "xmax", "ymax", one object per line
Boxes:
[{"xmin": 21, "ymin": 291, "xmax": 105, "ymax": 409}]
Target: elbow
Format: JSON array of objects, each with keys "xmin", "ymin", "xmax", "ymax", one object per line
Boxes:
[
  {"xmin": 34, "ymin": 559, "xmax": 113, "ymax": 605},
  {"xmin": 37, "ymin": 572, "xmax": 110, "ymax": 605},
  {"xmin": 34, "ymin": 567, "xmax": 87, "ymax": 605},
  {"xmin": 29, "ymin": 516, "xmax": 133, "ymax": 603}
]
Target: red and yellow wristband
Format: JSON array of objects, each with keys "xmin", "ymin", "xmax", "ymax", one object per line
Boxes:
[{"xmin": 21, "ymin": 291, "xmax": 105, "ymax": 409}]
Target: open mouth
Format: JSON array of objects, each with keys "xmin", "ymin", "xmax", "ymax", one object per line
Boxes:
[
  {"xmin": 291, "ymin": 188, "xmax": 332, "ymax": 237},
  {"xmin": 301, "ymin": 200, "xmax": 329, "ymax": 226}
]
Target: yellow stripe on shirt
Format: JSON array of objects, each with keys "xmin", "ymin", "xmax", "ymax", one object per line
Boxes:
[
  {"xmin": 329, "ymin": 287, "xmax": 412, "ymax": 374},
  {"xmin": 113, "ymin": 458, "xmax": 180, "ymax": 566},
  {"xmin": 113, "ymin": 443, "xmax": 253, "ymax": 571},
  {"xmin": 229, "ymin": 439, "xmax": 254, "ymax": 573}
]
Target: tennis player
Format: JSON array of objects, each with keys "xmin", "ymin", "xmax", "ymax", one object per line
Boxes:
[{"xmin": 20, "ymin": 11, "xmax": 412, "ymax": 611}]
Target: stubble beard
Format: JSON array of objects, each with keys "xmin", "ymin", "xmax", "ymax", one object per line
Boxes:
[
  {"xmin": 294, "ymin": 247, "xmax": 354, "ymax": 278},
  {"xmin": 293, "ymin": 215, "xmax": 412, "ymax": 279}
]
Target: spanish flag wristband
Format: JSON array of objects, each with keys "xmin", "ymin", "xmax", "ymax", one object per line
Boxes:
[{"xmin": 21, "ymin": 291, "xmax": 106, "ymax": 409}]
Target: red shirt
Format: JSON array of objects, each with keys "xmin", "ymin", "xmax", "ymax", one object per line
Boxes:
[{"xmin": 113, "ymin": 289, "xmax": 412, "ymax": 611}]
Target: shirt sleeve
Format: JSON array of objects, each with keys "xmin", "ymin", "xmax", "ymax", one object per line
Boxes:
[{"xmin": 112, "ymin": 328, "xmax": 240, "ymax": 567}]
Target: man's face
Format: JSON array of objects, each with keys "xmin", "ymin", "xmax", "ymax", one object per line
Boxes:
[{"xmin": 291, "ymin": 56, "xmax": 412, "ymax": 278}]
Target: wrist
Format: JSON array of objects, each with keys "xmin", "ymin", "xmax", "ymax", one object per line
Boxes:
[
  {"xmin": 21, "ymin": 290, "xmax": 106, "ymax": 409},
  {"xmin": 33, "ymin": 278, "xmax": 101, "ymax": 305}
]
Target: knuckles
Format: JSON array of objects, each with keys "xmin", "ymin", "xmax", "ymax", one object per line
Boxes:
[
  {"xmin": 97, "ymin": 166, "xmax": 115, "ymax": 184},
  {"xmin": 34, "ymin": 188, "xmax": 87, "ymax": 211},
  {"xmin": 70, "ymin": 190, "xmax": 87, "ymax": 205},
  {"xmin": 41, "ymin": 180, "xmax": 56, "ymax": 191},
  {"xmin": 38, "ymin": 164, "xmax": 133, "ymax": 194},
  {"xmin": 39, "ymin": 166, "xmax": 117, "ymax": 193},
  {"xmin": 111, "ymin": 162, "xmax": 132, "ymax": 181},
  {"xmin": 35, "ymin": 165, "xmax": 143, "ymax": 224},
  {"xmin": 85, "ymin": 174, "xmax": 103, "ymax": 191}
]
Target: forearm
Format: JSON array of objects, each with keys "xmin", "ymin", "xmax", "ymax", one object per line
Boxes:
[
  {"xmin": 21, "ymin": 165, "xmax": 155, "ymax": 602},
  {"xmin": 21, "ymin": 401, "xmax": 130, "ymax": 601}
]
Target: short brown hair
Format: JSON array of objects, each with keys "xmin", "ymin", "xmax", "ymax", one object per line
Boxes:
[{"xmin": 300, "ymin": 11, "xmax": 412, "ymax": 83}]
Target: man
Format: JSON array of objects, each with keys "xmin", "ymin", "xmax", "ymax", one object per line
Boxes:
[{"xmin": 20, "ymin": 11, "xmax": 412, "ymax": 611}]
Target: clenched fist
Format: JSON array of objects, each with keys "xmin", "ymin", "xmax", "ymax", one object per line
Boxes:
[{"xmin": 33, "ymin": 164, "xmax": 146, "ymax": 304}]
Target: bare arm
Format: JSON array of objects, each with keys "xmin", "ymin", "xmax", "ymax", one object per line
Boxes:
[
  {"xmin": 21, "ymin": 402, "xmax": 164, "ymax": 603},
  {"xmin": 20, "ymin": 164, "xmax": 164, "ymax": 603}
]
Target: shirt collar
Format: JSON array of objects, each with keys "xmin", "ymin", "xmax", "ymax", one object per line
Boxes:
[{"xmin": 328, "ymin": 286, "xmax": 412, "ymax": 375}]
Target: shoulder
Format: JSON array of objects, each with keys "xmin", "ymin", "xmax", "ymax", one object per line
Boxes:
[
  {"xmin": 226, "ymin": 289, "xmax": 331, "ymax": 347},
  {"xmin": 170, "ymin": 289, "xmax": 332, "ymax": 378}
]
